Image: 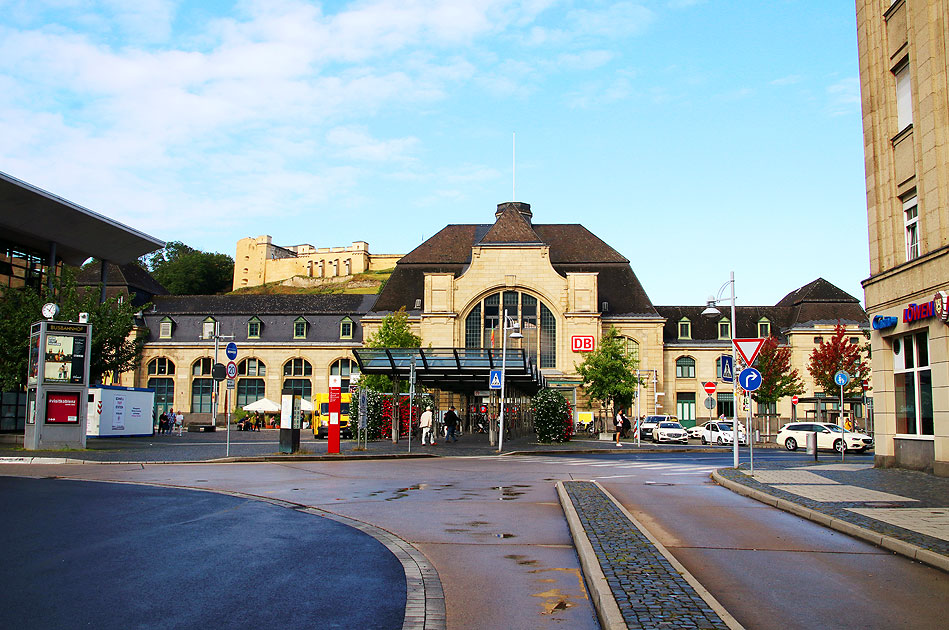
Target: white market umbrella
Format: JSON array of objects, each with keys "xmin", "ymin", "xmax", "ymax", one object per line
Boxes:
[{"xmin": 242, "ymin": 398, "xmax": 280, "ymax": 413}]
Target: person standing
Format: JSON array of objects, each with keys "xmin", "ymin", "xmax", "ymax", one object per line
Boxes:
[
  {"xmin": 158, "ymin": 410, "xmax": 168, "ymax": 435},
  {"xmin": 419, "ymin": 406, "xmax": 436, "ymax": 445},
  {"xmin": 443, "ymin": 406, "xmax": 460, "ymax": 443},
  {"xmin": 176, "ymin": 410, "xmax": 184, "ymax": 435},
  {"xmin": 614, "ymin": 408, "xmax": 625, "ymax": 447}
]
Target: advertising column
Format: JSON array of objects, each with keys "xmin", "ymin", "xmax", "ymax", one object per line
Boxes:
[
  {"xmin": 25, "ymin": 320, "xmax": 93, "ymax": 450},
  {"xmin": 328, "ymin": 375, "xmax": 341, "ymax": 454}
]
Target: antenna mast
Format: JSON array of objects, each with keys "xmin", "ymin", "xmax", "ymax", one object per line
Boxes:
[{"xmin": 512, "ymin": 131, "xmax": 516, "ymax": 201}]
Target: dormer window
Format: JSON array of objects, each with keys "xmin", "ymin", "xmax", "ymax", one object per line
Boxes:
[
  {"xmin": 293, "ymin": 316, "xmax": 309, "ymax": 339},
  {"xmin": 247, "ymin": 317, "xmax": 262, "ymax": 339},
  {"xmin": 718, "ymin": 318, "xmax": 731, "ymax": 340},
  {"xmin": 678, "ymin": 318, "xmax": 691, "ymax": 340},
  {"xmin": 202, "ymin": 317, "xmax": 217, "ymax": 339},
  {"xmin": 159, "ymin": 317, "xmax": 174, "ymax": 339},
  {"xmin": 758, "ymin": 318, "xmax": 771, "ymax": 338},
  {"xmin": 340, "ymin": 317, "xmax": 353, "ymax": 340}
]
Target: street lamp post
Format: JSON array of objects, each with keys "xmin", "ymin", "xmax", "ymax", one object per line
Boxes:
[
  {"xmin": 702, "ymin": 271, "xmax": 740, "ymax": 469},
  {"xmin": 498, "ymin": 309, "xmax": 523, "ymax": 453}
]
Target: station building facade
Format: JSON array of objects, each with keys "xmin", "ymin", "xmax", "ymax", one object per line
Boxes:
[
  {"xmin": 128, "ymin": 201, "xmax": 870, "ymax": 435},
  {"xmin": 856, "ymin": 0, "xmax": 949, "ymax": 475}
]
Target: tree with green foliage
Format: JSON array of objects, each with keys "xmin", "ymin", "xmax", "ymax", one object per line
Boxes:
[
  {"xmin": 142, "ymin": 241, "xmax": 234, "ymax": 295},
  {"xmin": 361, "ymin": 307, "xmax": 422, "ymax": 442},
  {"xmin": 752, "ymin": 336, "xmax": 805, "ymax": 410},
  {"xmin": 807, "ymin": 322, "xmax": 871, "ymax": 397},
  {"xmin": 575, "ymin": 327, "xmax": 641, "ymax": 418},
  {"xmin": 0, "ymin": 268, "xmax": 148, "ymax": 389}
]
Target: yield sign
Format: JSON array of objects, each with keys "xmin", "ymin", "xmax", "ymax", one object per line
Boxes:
[{"xmin": 733, "ymin": 338, "xmax": 766, "ymax": 366}]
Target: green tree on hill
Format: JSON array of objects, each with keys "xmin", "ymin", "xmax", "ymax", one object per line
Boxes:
[{"xmin": 142, "ymin": 241, "xmax": 234, "ymax": 295}]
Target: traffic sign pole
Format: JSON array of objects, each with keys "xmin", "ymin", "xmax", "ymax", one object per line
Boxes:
[{"xmin": 835, "ymin": 371, "xmax": 850, "ymax": 463}]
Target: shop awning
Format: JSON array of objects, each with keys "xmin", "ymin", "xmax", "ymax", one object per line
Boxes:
[{"xmin": 352, "ymin": 347, "xmax": 547, "ymax": 395}]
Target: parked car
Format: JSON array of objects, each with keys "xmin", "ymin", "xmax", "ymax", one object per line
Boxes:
[
  {"xmin": 776, "ymin": 422, "xmax": 874, "ymax": 453},
  {"xmin": 686, "ymin": 424, "xmax": 706, "ymax": 440},
  {"xmin": 640, "ymin": 415, "xmax": 677, "ymax": 440},
  {"xmin": 701, "ymin": 421, "xmax": 747, "ymax": 445},
  {"xmin": 652, "ymin": 421, "xmax": 689, "ymax": 444}
]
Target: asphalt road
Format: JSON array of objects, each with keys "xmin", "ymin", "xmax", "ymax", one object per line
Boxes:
[
  {"xmin": 0, "ymin": 477, "xmax": 405, "ymax": 630},
  {"xmin": 2, "ymin": 449, "xmax": 947, "ymax": 629}
]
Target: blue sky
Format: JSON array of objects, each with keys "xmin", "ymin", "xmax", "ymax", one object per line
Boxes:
[{"xmin": 0, "ymin": 1, "xmax": 868, "ymax": 307}]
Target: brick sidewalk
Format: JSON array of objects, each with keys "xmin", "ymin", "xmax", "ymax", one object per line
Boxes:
[{"xmin": 715, "ymin": 463, "xmax": 949, "ymax": 572}]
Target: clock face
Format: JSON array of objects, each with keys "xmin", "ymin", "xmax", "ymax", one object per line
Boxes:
[{"xmin": 42, "ymin": 303, "xmax": 59, "ymax": 319}]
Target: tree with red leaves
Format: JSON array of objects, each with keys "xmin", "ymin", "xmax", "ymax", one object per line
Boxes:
[
  {"xmin": 807, "ymin": 322, "xmax": 871, "ymax": 396},
  {"xmin": 753, "ymin": 336, "xmax": 804, "ymax": 406}
]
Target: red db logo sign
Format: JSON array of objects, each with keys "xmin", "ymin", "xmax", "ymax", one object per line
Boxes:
[{"xmin": 572, "ymin": 336, "xmax": 595, "ymax": 352}]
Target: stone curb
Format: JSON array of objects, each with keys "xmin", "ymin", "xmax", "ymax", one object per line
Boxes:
[
  {"xmin": 591, "ymin": 481, "xmax": 744, "ymax": 630},
  {"xmin": 711, "ymin": 470, "xmax": 949, "ymax": 574},
  {"xmin": 555, "ymin": 481, "xmax": 627, "ymax": 630}
]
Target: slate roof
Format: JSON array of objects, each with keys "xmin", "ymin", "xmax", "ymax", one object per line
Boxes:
[
  {"xmin": 76, "ymin": 261, "xmax": 169, "ymax": 307},
  {"xmin": 373, "ymin": 203, "xmax": 656, "ymax": 316},
  {"xmin": 149, "ymin": 294, "xmax": 376, "ymax": 315},
  {"xmin": 657, "ymin": 278, "xmax": 868, "ymax": 345}
]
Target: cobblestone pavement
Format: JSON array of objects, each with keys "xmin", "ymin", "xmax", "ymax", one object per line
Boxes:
[
  {"xmin": 562, "ymin": 480, "xmax": 731, "ymax": 630},
  {"xmin": 717, "ymin": 462, "xmax": 949, "ymax": 564}
]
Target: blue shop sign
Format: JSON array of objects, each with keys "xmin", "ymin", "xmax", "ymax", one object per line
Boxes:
[{"xmin": 872, "ymin": 315, "xmax": 898, "ymax": 330}]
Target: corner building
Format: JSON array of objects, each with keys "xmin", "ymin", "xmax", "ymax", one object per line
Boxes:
[{"xmin": 856, "ymin": 0, "xmax": 949, "ymax": 475}]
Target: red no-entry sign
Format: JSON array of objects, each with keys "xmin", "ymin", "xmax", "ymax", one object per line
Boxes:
[
  {"xmin": 791, "ymin": 395, "xmax": 799, "ymax": 405},
  {"xmin": 703, "ymin": 382, "xmax": 717, "ymax": 395}
]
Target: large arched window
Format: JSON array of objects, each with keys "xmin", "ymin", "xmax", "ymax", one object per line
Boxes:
[
  {"xmin": 675, "ymin": 356, "xmax": 696, "ymax": 379},
  {"xmin": 464, "ymin": 290, "xmax": 557, "ymax": 368},
  {"xmin": 330, "ymin": 358, "xmax": 359, "ymax": 391},
  {"xmin": 283, "ymin": 358, "xmax": 312, "ymax": 401},
  {"xmin": 622, "ymin": 337, "xmax": 640, "ymax": 364},
  {"xmin": 237, "ymin": 358, "xmax": 267, "ymax": 408},
  {"xmin": 147, "ymin": 358, "xmax": 176, "ymax": 415}
]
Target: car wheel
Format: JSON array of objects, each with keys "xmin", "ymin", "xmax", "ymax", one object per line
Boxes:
[
  {"xmin": 717, "ymin": 436, "xmax": 724, "ymax": 445},
  {"xmin": 701, "ymin": 437, "xmax": 707, "ymax": 445},
  {"xmin": 834, "ymin": 439, "xmax": 845, "ymax": 453},
  {"xmin": 785, "ymin": 437, "xmax": 797, "ymax": 451}
]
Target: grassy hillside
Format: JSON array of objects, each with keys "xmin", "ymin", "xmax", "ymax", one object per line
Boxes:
[{"xmin": 229, "ymin": 268, "xmax": 393, "ymax": 296}]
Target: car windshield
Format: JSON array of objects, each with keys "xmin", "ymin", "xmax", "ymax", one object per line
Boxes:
[
  {"xmin": 659, "ymin": 422, "xmax": 681, "ymax": 429},
  {"xmin": 824, "ymin": 425, "xmax": 844, "ymax": 433},
  {"xmin": 717, "ymin": 423, "xmax": 731, "ymax": 430}
]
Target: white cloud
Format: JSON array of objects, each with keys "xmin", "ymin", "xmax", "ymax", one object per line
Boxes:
[
  {"xmin": 327, "ymin": 125, "xmax": 419, "ymax": 162},
  {"xmin": 827, "ymin": 76, "xmax": 860, "ymax": 116}
]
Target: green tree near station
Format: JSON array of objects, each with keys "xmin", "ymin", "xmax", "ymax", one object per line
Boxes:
[
  {"xmin": 141, "ymin": 241, "xmax": 234, "ymax": 295},
  {"xmin": 0, "ymin": 268, "xmax": 147, "ymax": 390},
  {"xmin": 361, "ymin": 307, "xmax": 422, "ymax": 442},
  {"xmin": 574, "ymin": 327, "xmax": 641, "ymax": 423},
  {"xmin": 807, "ymin": 322, "xmax": 871, "ymax": 397},
  {"xmin": 752, "ymin": 336, "xmax": 805, "ymax": 409}
]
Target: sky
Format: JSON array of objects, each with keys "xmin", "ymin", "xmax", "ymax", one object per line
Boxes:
[{"xmin": 0, "ymin": 1, "xmax": 869, "ymax": 308}]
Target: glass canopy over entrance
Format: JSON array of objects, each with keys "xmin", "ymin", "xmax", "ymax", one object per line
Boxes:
[{"xmin": 351, "ymin": 347, "xmax": 547, "ymax": 395}]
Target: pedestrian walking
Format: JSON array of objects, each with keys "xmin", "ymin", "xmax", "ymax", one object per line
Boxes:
[
  {"xmin": 443, "ymin": 406, "xmax": 460, "ymax": 442},
  {"xmin": 174, "ymin": 410, "xmax": 183, "ymax": 436},
  {"xmin": 419, "ymin": 406, "xmax": 436, "ymax": 445}
]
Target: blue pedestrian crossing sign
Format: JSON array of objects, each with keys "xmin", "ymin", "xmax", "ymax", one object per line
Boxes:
[
  {"xmin": 720, "ymin": 354, "xmax": 734, "ymax": 383},
  {"xmin": 489, "ymin": 369, "xmax": 503, "ymax": 390}
]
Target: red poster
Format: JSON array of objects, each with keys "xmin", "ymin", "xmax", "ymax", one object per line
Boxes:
[{"xmin": 46, "ymin": 392, "xmax": 80, "ymax": 424}]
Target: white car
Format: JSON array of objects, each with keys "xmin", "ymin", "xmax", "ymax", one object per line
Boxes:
[
  {"xmin": 652, "ymin": 421, "xmax": 689, "ymax": 443},
  {"xmin": 776, "ymin": 422, "xmax": 874, "ymax": 453},
  {"xmin": 687, "ymin": 424, "xmax": 705, "ymax": 440},
  {"xmin": 640, "ymin": 415, "xmax": 677, "ymax": 440},
  {"xmin": 701, "ymin": 421, "xmax": 747, "ymax": 445}
]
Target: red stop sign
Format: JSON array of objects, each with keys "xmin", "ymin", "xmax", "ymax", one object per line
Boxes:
[
  {"xmin": 791, "ymin": 395, "xmax": 799, "ymax": 405},
  {"xmin": 703, "ymin": 382, "xmax": 716, "ymax": 395}
]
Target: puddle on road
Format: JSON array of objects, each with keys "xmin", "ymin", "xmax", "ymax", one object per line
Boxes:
[
  {"xmin": 505, "ymin": 554, "xmax": 538, "ymax": 565},
  {"xmin": 644, "ymin": 481, "xmax": 675, "ymax": 486},
  {"xmin": 495, "ymin": 486, "xmax": 526, "ymax": 500}
]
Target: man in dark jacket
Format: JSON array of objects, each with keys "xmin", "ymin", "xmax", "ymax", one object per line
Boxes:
[{"xmin": 443, "ymin": 406, "xmax": 460, "ymax": 442}]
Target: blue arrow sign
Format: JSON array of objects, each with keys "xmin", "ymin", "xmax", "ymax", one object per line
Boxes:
[
  {"xmin": 225, "ymin": 342, "xmax": 238, "ymax": 360},
  {"xmin": 721, "ymin": 354, "xmax": 734, "ymax": 384},
  {"xmin": 489, "ymin": 369, "xmax": 503, "ymax": 390},
  {"xmin": 738, "ymin": 367, "xmax": 762, "ymax": 392},
  {"xmin": 834, "ymin": 371, "xmax": 850, "ymax": 387}
]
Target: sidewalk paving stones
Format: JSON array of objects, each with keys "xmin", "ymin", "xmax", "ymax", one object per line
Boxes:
[
  {"xmin": 715, "ymin": 463, "xmax": 949, "ymax": 572},
  {"xmin": 560, "ymin": 480, "xmax": 734, "ymax": 630}
]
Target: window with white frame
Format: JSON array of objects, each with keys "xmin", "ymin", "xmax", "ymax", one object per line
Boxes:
[
  {"xmin": 247, "ymin": 317, "xmax": 262, "ymax": 339},
  {"xmin": 202, "ymin": 317, "xmax": 216, "ymax": 339},
  {"xmin": 340, "ymin": 317, "xmax": 353, "ymax": 340},
  {"xmin": 893, "ymin": 330, "xmax": 933, "ymax": 436},
  {"xmin": 159, "ymin": 317, "xmax": 173, "ymax": 339},
  {"xmin": 903, "ymin": 196, "xmax": 919, "ymax": 261},
  {"xmin": 293, "ymin": 317, "xmax": 308, "ymax": 339},
  {"xmin": 758, "ymin": 318, "xmax": 771, "ymax": 338},
  {"xmin": 678, "ymin": 318, "xmax": 691, "ymax": 340},
  {"xmin": 675, "ymin": 356, "xmax": 695, "ymax": 379},
  {"xmin": 718, "ymin": 318, "xmax": 731, "ymax": 340},
  {"xmin": 895, "ymin": 62, "xmax": 913, "ymax": 132}
]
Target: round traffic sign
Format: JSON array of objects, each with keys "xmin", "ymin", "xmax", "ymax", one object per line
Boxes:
[
  {"xmin": 738, "ymin": 367, "xmax": 762, "ymax": 392},
  {"xmin": 704, "ymin": 395, "xmax": 715, "ymax": 410},
  {"xmin": 791, "ymin": 395, "xmax": 799, "ymax": 405},
  {"xmin": 703, "ymin": 381, "xmax": 716, "ymax": 395},
  {"xmin": 834, "ymin": 370, "xmax": 850, "ymax": 387},
  {"xmin": 226, "ymin": 361, "xmax": 237, "ymax": 379},
  {"xmin": 225, "ymin": 342, "xmax": 238, "ymax": 361}
]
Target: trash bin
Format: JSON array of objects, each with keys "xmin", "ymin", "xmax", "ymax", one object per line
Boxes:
[{"xmin": 806, "ymin": 432, "xmax": 817, "ymax": 455}]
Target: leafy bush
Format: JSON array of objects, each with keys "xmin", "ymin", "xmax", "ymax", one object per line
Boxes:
[
  {"xmin": 533, "ymin": 389, "xmax": 572, "ymax": 443},
  {"xmin": 351, "ymin": 389, "xmax": 433, "ymax": 440}
]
